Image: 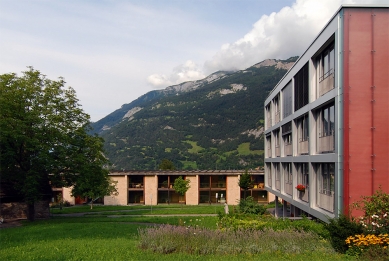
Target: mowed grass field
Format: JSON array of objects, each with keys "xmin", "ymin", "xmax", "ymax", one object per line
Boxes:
[{"xmin": 0, "ymin": 205, "xmax": 354, "ymax": 261}]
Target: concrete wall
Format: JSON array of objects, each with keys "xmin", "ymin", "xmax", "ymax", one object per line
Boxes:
[
  {"xmin": 144, "ymin": 175, "xmax": 158, "ymax": 205},
  {"xmin": 62, "ymin": 187, "xmax": 75, "ymax": 205},
  {"xmin": 185, "ymin": 175, "xmax": 198, "ymax": 205},
  {"xmin": 227, "ymin": 175, "xmax": 240, "ymax": 205},
  {"xmin": 104, "ymin": 175, "xmax": 127, "ymax": 205}
]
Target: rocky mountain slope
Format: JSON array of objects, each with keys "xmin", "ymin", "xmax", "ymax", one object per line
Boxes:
[{"xmin": 92, "ymin": 57, "xmax": 297, "ymax": 170}]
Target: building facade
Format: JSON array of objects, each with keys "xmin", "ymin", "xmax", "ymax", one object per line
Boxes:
[
  {"xmin": 59, "ymin": 170, "xmax": 273, "ymax": 206},
  {"xmin": 264, "ymin": 5, "xmax": 389, "ymax": 222}
]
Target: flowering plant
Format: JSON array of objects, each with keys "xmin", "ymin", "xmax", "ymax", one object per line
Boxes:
[{"xmin": 295, "ymin": 184, "xmax": 306, "ymax": 192}]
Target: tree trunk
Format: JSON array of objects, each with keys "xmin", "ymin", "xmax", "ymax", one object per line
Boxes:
[
  {"xmin": 27, "ymin": 202, "xmax": 35, "ymax": 221},
  {"xmin": 90, "ymin": 201, "xmax": 93, "ymax": 209}
]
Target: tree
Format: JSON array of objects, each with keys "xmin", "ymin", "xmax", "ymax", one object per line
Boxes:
[
  {"xmin": 173, "ymin": 176, "xmax": 190, "ymax": 204},
  {"xmin": 0, "ymin": 68, "xmax": 116, "ymax": 220},
  {"xmin": 159, "ymin": 159, "xmax": 176, "ymax": 170},
  {"xmin": 238, "ymin": 169, "xmax": 253, "ymax": 199}
]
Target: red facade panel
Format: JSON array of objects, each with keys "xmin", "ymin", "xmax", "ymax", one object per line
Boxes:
[{"xmin": 343, "ymin": 8, "xmax": 389, "ymax": 216}]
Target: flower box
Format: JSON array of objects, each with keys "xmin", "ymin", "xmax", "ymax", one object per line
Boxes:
[{"xmin": 296, "ymin": 184, "xmax": 306, "ymax": 192}]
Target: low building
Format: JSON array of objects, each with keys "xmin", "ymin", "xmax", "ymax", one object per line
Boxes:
[
  {"xmin": 264, "ymin": 5, "xmax": 389, "ymax": 222},
  {"xmin": 59, "ymin": 170, "xmax": 273, "ymax": 205}
]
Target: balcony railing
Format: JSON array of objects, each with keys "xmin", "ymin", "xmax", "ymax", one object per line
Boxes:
[
  {"xmin": 275, "ymin": 179, "xmax": 281, "ymax": 190},
  {"xmin": 284, "ymin": 143, "xmax": 292, "ymax": 156},
  {"xmin": 298, "ymin": 140, "xmax": 309, "ymax": 155},
  {"xmin": 267, "ymin": 147, "xmax": 272, "ymax": 158},
  {"xmin": 298, "ymin": 188, "xmax": 309, "ymax": 202},
  {"xmin": 129, "ymin": 183, "xmax": 144, "ymax": 188},
  {"xmin": 318, "ymin": 133, "xmax": 334, "ymax": 153},
  {"xmin": 319, "ymin": 70, "xmax": 334, "ymax": 96},
  {"xmin": 266, "ymin": 117, "xmax": 272, "ymax": 128},
  {"xmin": 274, "ymin": 111, "xmax": 280, "ymax": 124},
  {"xmin": 275, "ymin": 146, "xmax": 281, "ymax": 157},
  {"xmin": 318, "ymin": 192, "xmax": 334, "ymax": 212},
  {"xmin": 284, "ymin": 182, "xmax": 293, "ymax": 195}
]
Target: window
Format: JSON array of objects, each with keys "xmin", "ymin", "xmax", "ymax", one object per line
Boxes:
[
  {"xmin": 297, "ymin": 163, "xmax": 309, "ymax": 187},
  {"xmin": 317, "ymin": 42, "xmax": 335, "ymax": 96},
  {"xmin": 283, "ymin": 163, "xmax": 293, "ymax": 195},
  {"xmin": 320, "ymin": 103, "xmax": 335, "ymax": 137},
  {"xmin": 266, "ymin": 134, "xmax": 272, "ymax": 158},
  {"xmin": 265, "ymin": 103, "xmax": 272, "ymax": 128},
  {"xmin": 298, "ymin": 114, "xmax": 309, "ymax": 142},
  {"xmin": 284, "ymin": 163, "xmax": 293, "ymax": 185},
  {"xmin": 318, "ymin": 163, "xmax": 334, "ymax": 195},
  {"xmin": 275, "ymin": 163, "xmax": 281, "ymax": 190},
  {"xmin": 282, "ymin": 81, "xmax": 293, "ymax": 118},
  {"xmin": 282, "ymin": 122, "xmax": 292, "ymax": 156},
  {"xmin": 294, "ymin": 63, "xmax": 309, "ymax": 111},
  {"xmin": 266, "ymin": 163, "xmax": 272, "ymax": 188},
  {"xmin": 274, "ymin": 94, "xmax": 280, "ymax": 124}
]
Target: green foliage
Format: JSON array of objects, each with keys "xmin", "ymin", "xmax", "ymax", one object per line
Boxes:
[
  {"xmin": 238, "ymin": 169, "xmax": 252, "ymax": 199},
  {"xmin": 0, "ymin": 68, "xmax": 111, "ymax": 220},
  {"xmin": 158, "ymin": 159, "xmax": 176, "ymax": 170},
  {"xmin": 326, "ymin": 215, "xmax": 363, "ymax": 253},
  {"xmin": 238, "ymin": 196, "xmax": 266, "ymax": 215},
  {"xmin": 173, "ymin": 176, "xmax": 190, "ymax": 196}
]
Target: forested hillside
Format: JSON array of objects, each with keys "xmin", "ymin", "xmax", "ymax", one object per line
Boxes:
[{"xmin": 92, "ymin": 57, "xmax": 297, "ymax": 170}]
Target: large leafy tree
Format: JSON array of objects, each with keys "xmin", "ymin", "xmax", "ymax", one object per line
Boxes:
[{"xmin": 0, "ymin": 68, "xmax": 115, "ymax": 220}]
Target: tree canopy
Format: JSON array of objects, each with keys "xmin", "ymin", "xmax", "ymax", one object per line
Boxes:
[
  {"xmin": 158, "ymin": 159, "xmax": 176, "ymax": 170},
  {"xmin": 238, "ymin": 169, "xmax": 253, "ymax": 199},
  {"xmin": 0, "ymin": 68, "xmax": 116, "ymax": 219}
]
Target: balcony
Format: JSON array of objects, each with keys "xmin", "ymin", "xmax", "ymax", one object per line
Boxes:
[
  {"xmin": 318, "ymin": 192, "xmax": 334, "ymax": 212},
  {"xmin": 284, "ymin": 182, "xmax": 293, "ymax": 195},
  {"xmin": 267, "ymin": 147, "xmax": 272, "ymax": 158},
  {"xmin": 274, "ymin": 111, "xmax": 280, "ymax": 124},
  {"xmin": 319, "ymin": 70, "xmax": 334, "ymax": 96},
  {"xmin": 275, "ymin": 179, "xmax": 281, "ymax": 191},
  {"xmin": 284, "ymin": 143, "xmax": 292, "ymax": 156},
  {"xmin": 266, "ymin": 117, "xmax": 272, "ymax": 128},
  {"xmin": 298, "ymin": 189, "xmax": 309, "ymax": 202},
  {"xmin": 298, "ymin": 140, "xmax": 309, "ymax": 155},
  {"xmin": 129, "ymin": 183, "xmax": 144, "ymax": 189},
  {"xmin": 318, "ymin": 133, "xmax": 334, "ymax": 153},
  {"xmin": 275, "ymin": 146, "xmax": 281, "ymax": 157}
]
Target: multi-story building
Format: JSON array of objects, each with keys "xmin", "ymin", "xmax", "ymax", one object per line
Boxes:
[{"xmin": 264, "ymin": 5, "xmax": 388, "ymax": 222}]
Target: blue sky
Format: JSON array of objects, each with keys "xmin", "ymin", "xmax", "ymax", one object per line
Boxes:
[{"xmin": 0, "ymin": 0, "xmax": 387, "ymax": 121}]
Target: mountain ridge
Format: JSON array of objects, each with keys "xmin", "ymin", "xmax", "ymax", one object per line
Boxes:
[{"xmin": 92, "ymin": 57, "xmax": 297, "ymax": 170}]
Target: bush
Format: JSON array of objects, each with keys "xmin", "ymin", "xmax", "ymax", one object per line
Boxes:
[
  {"xmin": 326, "ymin": 215, "xmax": 363, "ymax": 253},
  {"xmin": 238, "ymin": 196, "xmax": 267, "ymax": 215}
]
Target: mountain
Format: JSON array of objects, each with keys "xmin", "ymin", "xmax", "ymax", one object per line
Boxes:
[{"xmin": 92, "ymin": 57, "xmax": 297, "ymax": 170}]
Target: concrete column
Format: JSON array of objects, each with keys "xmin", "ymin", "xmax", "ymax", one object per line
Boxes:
[
  {"xmin": 227, "ymin": 175, "xmax": 240, "ymax": 205},
  {"xmin": 144, "ymin": 175, "xmax": 157, "ymax": 205},
  {"xmin": 185, "ymin": 175, "xmax": 198, "ymax": 205}
]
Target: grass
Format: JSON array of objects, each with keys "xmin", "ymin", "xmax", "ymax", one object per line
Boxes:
[
  {"xmin": 236, "ymin": 142, "xmax": 263, "ymax": 155},
  {"xmin": 181, "ymin": 160, "xmax": 198, "ymax": 169},
  {"xmin": 51, "ymin": 204, "xmax": 225, "ymax": 214},
  {"xmin": 184, "ymin": 140, "xmax": 204, "ymax": 154},
  {"xmin": 1, "ymin": 205, "xmax": 356, "ymax": 261}
]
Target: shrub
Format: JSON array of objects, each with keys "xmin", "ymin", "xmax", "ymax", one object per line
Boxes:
[
  {"xmin": 345, "ymin": 234, "xmax": 389, "ymax": 260},
  {"xmin": 352, "ymin": 186, "xmax": 389, "ymax": 235},
  {"xmin": 326, "ymin": 215, "xmax": 363, "ymax": 253},
  {"xmin": 238, "ymin": 196, "xmax": 267, "ymax": 215}
]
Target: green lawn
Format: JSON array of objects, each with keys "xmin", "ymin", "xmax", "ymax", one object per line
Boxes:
[{"xmin": 0, "ymin": 205, "xmax": 355, "ymax": 261}]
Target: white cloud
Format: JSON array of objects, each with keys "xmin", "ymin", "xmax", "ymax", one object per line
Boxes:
[
  {"xmin": 203, "ymin": 0, "xmax": 343, "ymax": 73},
  {"xmin": 147, "ymin": 60, "xmax": 205, "ymax": 88}
]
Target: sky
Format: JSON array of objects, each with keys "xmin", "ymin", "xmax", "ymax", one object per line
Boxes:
[{"xmin": 0, "ymin": 0, "xmax": 387, "ymax": 122}]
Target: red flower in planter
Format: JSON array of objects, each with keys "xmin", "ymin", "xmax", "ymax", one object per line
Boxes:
[{"xmin": 296, "ymin": 184, "xmax": 306, "ymax": 192}]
